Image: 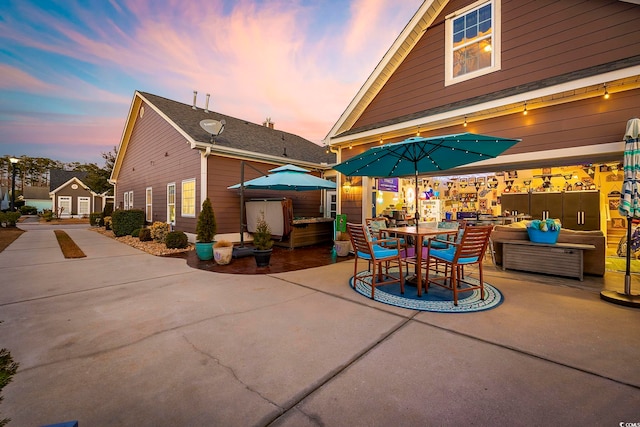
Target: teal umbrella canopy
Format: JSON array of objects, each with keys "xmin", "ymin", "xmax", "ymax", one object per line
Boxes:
[
  {"xmin": 333, "ymin": 133, "xmax": 520, "ymax": 177},
  {"xmin": 619, "ymin": 118, "xmax": 640, "ymax": 219},
  {"xmin": 228, "ymin": 164, "xmax": 336, "ymax": 191}
]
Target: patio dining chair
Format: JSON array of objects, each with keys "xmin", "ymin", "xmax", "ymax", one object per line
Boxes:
[
  {"xmin": 347, "ymin": 222, "xmax": 404, "ymax": 299},
  {"xmin": 424, "ymin": 225, "xmax": 493, "ymax": 305},
  {"xmin": 365, "ymin": 217, "xmax": 408, "ymax": 256}
]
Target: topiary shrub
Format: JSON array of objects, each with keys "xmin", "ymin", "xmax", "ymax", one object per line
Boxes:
[
  {"xmin": 165, "ymin": 230, "xmax": 188, "ymax": 249},
  {"xmin": 111, "ymin": 209, "xmax": 145, "ymax": 237},
  {"xmin": 150, "ymin": 221, "xmax": 170, "ymax": 242},
  {"xmin": 139, "ymin": 228, "xmax": 152, "ymax": 241},
  {"xmin": 89, "ymin": 212, "xmax": 103, "ymax": 226},
  {"xmin": 103, "ymin": 216, "xmax": 112, "ymax": 230},
  {"xmin": 131, "ymin": 228, "xmax": 141, "ymax": 238},
  {"xmin": 196, "ymin": 198, "xmax": 216, "ymax": 242}
]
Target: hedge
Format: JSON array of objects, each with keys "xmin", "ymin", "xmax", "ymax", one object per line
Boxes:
[{"xmin": 111, "ymin": 209, "xmax": 145, "ymax": 237}]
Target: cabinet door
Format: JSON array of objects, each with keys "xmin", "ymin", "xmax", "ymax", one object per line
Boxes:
[
  {"xmin": 562, "ymin": 191, "xmax": 600, "ymax": 230},
  {"xmin": 501, "ymin": 193, "xmax": 529, "ymax": 216},
  {"xmin": 530, "ymin": 193, "xmax": 563, "ymax": 220}
]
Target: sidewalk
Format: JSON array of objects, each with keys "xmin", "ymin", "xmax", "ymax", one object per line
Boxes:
[{"xmin": 1, "ymin": 225, "xmax": 639, "ymax": 426}]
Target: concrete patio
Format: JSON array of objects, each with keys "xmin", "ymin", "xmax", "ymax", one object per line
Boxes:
[{"xmin": 1, "ymin": 223, "xmax": 639, "ymax": 426}]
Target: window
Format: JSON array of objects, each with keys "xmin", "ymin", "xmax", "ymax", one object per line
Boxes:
[
  {"xmin": 445, "ymin": 0, "xmax": 500, "ymax": 85},
  {"xmin": 181, "ymin": 179, "xmax": 196, "ymax": 218},
  {"xmin": 78, "ymin": 197, "xmax": 90, "ymax": 216},
  {"xmin": 124, "ymin": 191, "xmax": 134, "ymax": 210},
  {"xmin": 58, "ymin": 196, "xmax": 71, "ymax": 217},
  {"xmin": 146, "ymin": 187, "xmax": 153, "ymax": 222},
  {"xmin": 167, "ymin": 183, "xmax": 176, "ymax": 225}
]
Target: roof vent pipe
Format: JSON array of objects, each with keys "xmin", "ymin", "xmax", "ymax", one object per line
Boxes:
[
  {"xmin": 192, "ymin": 91, "xmax": 197, "ymax": 110},
  {"xmin": 204, "ymin": 93, "xmax": 210, "ymax": 113}
]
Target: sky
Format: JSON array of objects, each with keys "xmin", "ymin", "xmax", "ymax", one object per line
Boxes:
[{"xmin": 0, "ymin": 0, "xmax": 423, "ymax": 166}]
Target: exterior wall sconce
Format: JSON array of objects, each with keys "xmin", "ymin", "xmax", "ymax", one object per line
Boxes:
[{"xmin": 343, "ymin": 179, "xmax": 352, "ymax": 193}]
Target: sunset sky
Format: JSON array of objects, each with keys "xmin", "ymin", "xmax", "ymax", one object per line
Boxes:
[{"xmin": 0, "ymin": 0, "xmax": 422, "ymax": 165}]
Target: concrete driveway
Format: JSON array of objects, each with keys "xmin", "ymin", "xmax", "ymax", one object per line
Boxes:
[{"xmin": 1, "ymin": 224, "xmax": 639, "ymax": 426}]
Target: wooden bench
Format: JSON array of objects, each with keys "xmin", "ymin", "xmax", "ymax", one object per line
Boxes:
[{"xmin": 502, "ymin": 240, "xmax": 596, "ymax": 281}]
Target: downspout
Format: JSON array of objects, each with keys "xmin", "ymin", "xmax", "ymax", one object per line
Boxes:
[{"xmin": 201, "ymin": 149, "xmax": 210, "ymax": 215}]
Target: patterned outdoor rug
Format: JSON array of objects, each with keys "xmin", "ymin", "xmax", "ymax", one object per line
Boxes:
[
  {"xmin": 606, "ymin": 256, "xmax": 640, "ymax": 274},
  {"xmin": 350, "ymin": 269, "xmax": 503, "ymax": 313}
]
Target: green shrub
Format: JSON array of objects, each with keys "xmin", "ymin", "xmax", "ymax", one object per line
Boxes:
[
  {"xmin": 0, "ymin": 212, "xmax": 21, "ymax": 227},
  {"xmin": 89, "ymin": 212, "xmax": 103, "ymax": 226},
  {"xmin": 0, "ymin": 345, "xmax": 19, "ymax": 427},
  {"xmin": 42, "ymin": 210, "xmax": 54, "ymax": 222},
  {"xmin": 150, "ymin": 221, "xmax": 170, "ymax": 242},
  {"xmin": 103, "ymin": 216, "xmax": 112, "ymax": 230},
  {"xmin": 111, "ymin": 209, "xmax": 145, "ymax": 237},
  {"xmin": 253, "ymin": 213, "xmax": 273, "ymax": 250},
  {"xmin": 103, "ymin": 201, "xmax": 114, "ymax": 218},
  {"xmin": 139, "ymin": 228, "xmax": 152, "ymax": 241},
  {"xmin": 131, "ymin": 228, "xmax": 141, "ymax": 237},
  {"xmin": 165, "ymin": 230, "xmax": 188, "ymax": 249},
  {"xmin": 196, "ymin": 198, "xmax": 216, "ymax": 242},
  {"xmin": 20, "ymin": 205, "xmax": 37, "ymax": 215}
]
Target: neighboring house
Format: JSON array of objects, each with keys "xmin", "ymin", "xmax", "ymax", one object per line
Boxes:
[
  {"xmin": 22, "ymin": 186, "xmax": 52, "ymax": 212},
  {"xmin": 109, "ymin": 91, "xmax": 336, "ymax": 237},
  {"xmin": 325, "ymin": 0, "xmax": 640, "ymax": 223},
  {"xmin": 49, "ymin": 169, "xmax": 110, "ymax": 217}
]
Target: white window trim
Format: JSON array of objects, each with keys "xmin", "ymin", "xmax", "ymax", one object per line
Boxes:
[
  {"xmin": 181, "ymin": 178, "xmax": 196, "ymax": 218},
  {"xmin": 128, "ymin": 191, "xmax": 134, "ymax": 210},
  {"xmin": 58, "ymin": 196, "xmax": 72, "ymax": 217},
  {"xmin": 444, "ymin": 0, "xmax": 501, "ymax": 86},
  {"xmin": 124, "ymin": 191, "xmax": 129, "ymax": 210},
  {"xmin": 77, "ymin": 196, "xmax": 90, "ymax": 216},
  {"xmin": 146, "ymin": 187, "xmax": 153, "ymax": 222},
  {"xmin": 167, "ymin": 182, "xmax": 176, "ymax": 225}
]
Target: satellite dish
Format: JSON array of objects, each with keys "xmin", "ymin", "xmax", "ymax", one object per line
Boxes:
[{"xmin": 200, "ymin": 119, "xmax": 225, "ymax": 136}]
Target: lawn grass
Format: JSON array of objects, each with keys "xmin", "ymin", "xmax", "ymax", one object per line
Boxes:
[
  {"xmin": 54, "ymin": 230, "xmax": 87, "ymax": 258},
  {"xmin": 0, "ymin": 227, "xmax": 25, "ymax": 253}
]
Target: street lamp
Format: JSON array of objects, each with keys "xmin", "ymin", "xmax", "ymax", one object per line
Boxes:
[{"xmin": 9, "ymin": 157, "xmax": 19, "ymax": 212}]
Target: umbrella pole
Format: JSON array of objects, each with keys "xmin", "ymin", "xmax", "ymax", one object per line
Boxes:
[
  {"xmin": 414, "ymin": 171, "xmax": 420, "ymax": 223},
  {"xmin": 233, "ymin": 161, "xmax": 255, "ymax": 258},
  {"xmin": 626, "ymin": 216, "xmax": 632, "ymax": 295}
]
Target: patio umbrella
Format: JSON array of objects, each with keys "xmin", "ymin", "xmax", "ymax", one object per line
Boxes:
[
  {"xmin": 618, "ymin": 118, "xmax": 640, "ymax": 297},
  {"xmin": 228, "ymin": 164, "xmax": 336, "ymax": 191},
  {"xmin": 333, "ymin": 132, "xmax": 520, "ymax": 220},
  {"xmin": 227, "ymin": 163, "xmax": 336, "ymax": 256}
]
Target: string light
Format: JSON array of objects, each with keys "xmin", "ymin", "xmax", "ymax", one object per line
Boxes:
[
  {"xmin": 603, "ymin": 83, "xmax": 610, "ymax": 100},
  {"xmin": 523, "ymin": 101, "xmax": 528, "ymax": 115},
  {"xmin": 463, "ymin": 116, "xmax": 468, "ymax": 127}
]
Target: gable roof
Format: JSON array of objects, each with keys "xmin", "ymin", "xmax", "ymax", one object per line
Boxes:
[
  {"xmin": 23, "ymin": 186, "xmax": 51, "ymax": 199},
  {"xmin": 325, "ymin": 0, "xmax": 640, "ymax": 145},
  {"xmin": 111, "ymin": 91, "xmax": 336, "ymax": 182},
  {"xmin": 49, "ymin": 176, "xmax": 94, "ymax": 195},
  {"xmin": 49, "ymin": 169, "xmax": 88, "ymax": 192}
]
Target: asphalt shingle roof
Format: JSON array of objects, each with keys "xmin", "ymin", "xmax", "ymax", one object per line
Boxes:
[
  {"xmin": 49, "ymin": 169, "xmax": 88, "ymax": 192},
  {"xmin": 139, "ymin": 92, "xmax": 336, "ymax": 165}
]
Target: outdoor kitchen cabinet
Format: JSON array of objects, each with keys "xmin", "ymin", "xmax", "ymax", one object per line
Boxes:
[
  {"xmin": 530, "ymin": 192, "xmax": 563, "ymax": 221},
  {"xmin": 562, "ymin": 190, "xmax": 601, "ymax": 230},
  {"xmin": 500, "ymin": 193, "xmax": 530, "ymax": 216}
]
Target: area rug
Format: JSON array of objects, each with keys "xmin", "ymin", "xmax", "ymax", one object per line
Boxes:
[
  {"xmin": 350, "ymin": 270, "xmax": 503, "ymax": 313},
  {"xmin": 606, "ymin": 256, "xmax": 640, "ymax": 274}
]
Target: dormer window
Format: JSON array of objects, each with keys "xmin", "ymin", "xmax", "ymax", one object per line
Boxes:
[{"xmin": 445, "ymin": 0, "xmax": 501, "ymax": 86}]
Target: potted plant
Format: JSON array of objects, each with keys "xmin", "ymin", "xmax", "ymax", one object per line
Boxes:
[
  {"xmin": 195, "ymin": 198, "xmax": 216, "ymax": 260},
  {"xmin": 213, "ymin": 239, "xmax": 234, "ymax": 265},
  {"xmin": 334, "ymin": 231, "xmax": 351, "ymax": 256},
  {"xmin": 253, "ymin": 213, "xmax": 273, "ymax": 267}
]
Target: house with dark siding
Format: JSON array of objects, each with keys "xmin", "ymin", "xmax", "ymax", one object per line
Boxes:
[
  {"xmin": 110, "ymin": 91, "xmax": 336, "ymax": 239},
  {"xmin": 49, "ymin": 169, "xmax": 110, "ymax": 217},
  {"xmin": 325, "ymin": 0, "xmax": 640, "ymax": 224}
]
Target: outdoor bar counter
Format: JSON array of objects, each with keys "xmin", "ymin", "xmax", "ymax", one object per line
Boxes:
[{"xmin": 274, "ymin": 217, "xmax": 335, "ymax": 249}]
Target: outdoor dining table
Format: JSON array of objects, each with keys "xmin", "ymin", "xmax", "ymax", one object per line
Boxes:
[{"xmin": 380, "ymin": 225, "xmax": 459, "ymax": 297}]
